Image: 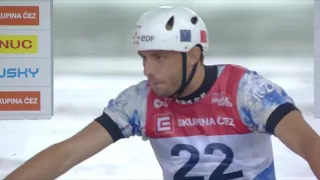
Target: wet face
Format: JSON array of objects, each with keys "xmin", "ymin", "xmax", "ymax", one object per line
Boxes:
[{"xmin": 139, "ymin": 50, "xmax": 183, "ymax": 97}]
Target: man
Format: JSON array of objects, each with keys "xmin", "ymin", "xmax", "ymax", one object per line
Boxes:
[{"xmin": 4, "ymin": 6, "xmax": 320, "ymax": 180}]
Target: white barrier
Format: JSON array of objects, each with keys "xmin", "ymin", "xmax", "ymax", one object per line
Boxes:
[
  {"xmin": 315, "ymin": 0, "xmax": 320, "ymax": 118},
  {"xmin": 0, "ymin": 0, "xmax": 53, "ymax": 120}
]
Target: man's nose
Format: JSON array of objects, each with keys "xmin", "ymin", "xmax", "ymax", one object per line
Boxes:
[{"xmin": 143, "ymin": 59, "xmax": 156, "ymax": 77}]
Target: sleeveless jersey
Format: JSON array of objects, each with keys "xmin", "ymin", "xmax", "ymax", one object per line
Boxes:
[{"xmin": 104, "ymin": 64, "xmax": 295, "ymax": 180}]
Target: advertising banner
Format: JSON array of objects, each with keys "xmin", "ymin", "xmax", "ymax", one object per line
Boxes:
[{"xmin": 0, "ymin": 0, "xmax": 53, "ymax": 120}]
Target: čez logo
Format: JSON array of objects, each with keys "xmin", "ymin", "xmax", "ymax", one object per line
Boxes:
[{"xmin": 0, "ymin": 68, "xmax": 39, "ymax": 78}]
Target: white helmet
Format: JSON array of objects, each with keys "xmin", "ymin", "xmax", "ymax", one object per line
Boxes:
[{"xmin": 132, "ymin": 6, "xmax": 209, "ymax": 52}]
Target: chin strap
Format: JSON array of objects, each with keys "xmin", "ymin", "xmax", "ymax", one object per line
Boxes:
[{"xmin": 170, "ymin": 52, "xmax": 198, "ymax": 99}]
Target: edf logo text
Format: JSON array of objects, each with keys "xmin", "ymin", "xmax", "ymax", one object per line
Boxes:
[
  {"xmin": 140, "ymin": 35, "xmax": 155, "ymax": 42},
  {"xmin": 0, "ymin": 68, "xmax": 39, "ymax": 78}
]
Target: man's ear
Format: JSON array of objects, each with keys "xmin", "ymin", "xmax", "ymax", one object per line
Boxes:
[{"xmin": 187, "ymin": 46, "xmax": 202, "ymax": 65}]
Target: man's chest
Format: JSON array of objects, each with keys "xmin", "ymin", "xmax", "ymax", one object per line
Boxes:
[
  {"xmin": 144, "ymin": 98, "xmax": 251, "ymax": 139},
  {"xmin": 142, "ymin": 99, "xmax": 254, "ymax": 180}
]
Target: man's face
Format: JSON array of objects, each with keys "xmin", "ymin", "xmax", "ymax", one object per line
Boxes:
[{"xmin": 139, "ymin": 50, "xmax": 183, "ymax": 97}]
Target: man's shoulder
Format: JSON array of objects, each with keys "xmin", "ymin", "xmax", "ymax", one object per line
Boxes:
[
  {"xmin": 210, "ymin": 64, "xmax": 249, "ymax": 75},
  {"xmin": 120, "ymin": 80, "xmax": 150, "ymax": 97}
]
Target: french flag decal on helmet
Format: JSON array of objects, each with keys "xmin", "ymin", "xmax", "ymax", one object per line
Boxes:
[
  {"xmin": 200, "ymin": 30, "xmax": 207, "ymax": 43},
  {"xmin": 180, "ymin": 30, "xmax": 191, "ymax": 42}
]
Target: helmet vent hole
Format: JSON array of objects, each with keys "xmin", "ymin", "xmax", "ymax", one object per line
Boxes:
[
  {"xmin": 166, "ymin": 16, "xmax": 174, "ymax": 31},
  {"xmin": 191, "ymin": 16, "xmax": 198, "ymax": 25}
]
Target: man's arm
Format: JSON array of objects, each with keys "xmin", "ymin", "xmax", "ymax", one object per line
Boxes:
[
  {"xmin": 4, "ymin": 80, "xmax": 148, "ymax": 180},
  {"xmin": 4, "ymin": 120, "xmax": 114, "ymax": 180},
  {"xmin": 274, "ymin": 110, "xmax": 320, "ymax": 179},
  {"xmin": 237, "ymin": 69, "xmax": 320, "ymax": 178}
]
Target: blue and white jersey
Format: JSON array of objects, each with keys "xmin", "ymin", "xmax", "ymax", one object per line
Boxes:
[{"xmin": 103, "ymin": 64, "xmax": 295, "ymax": 180}]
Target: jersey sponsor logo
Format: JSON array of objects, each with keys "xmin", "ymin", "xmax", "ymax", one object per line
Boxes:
[
  {"xmin": 178, "ymin": 117, "xmax": 235, "ymax": 128},
  {"xmin": 154, "ymin": 99, "xmax": 168, "ymax": 108},
  {"xmin": 147, "ymin": 113, "xmax": 250, "ymax": 138},
  {"xmin": 212, "ymin": 93, "xmax": 232, "ymax": 107},
  {"xmin": 155, "ymin": 113, "xmax": 174, "ymax": 134},
  {"xmin": 252, "ymin": 76, "xmax": 275, "ymax": 100},
  {"xmin": 175, "ymin": 92, "xmax": 206, "ymax": 104}
]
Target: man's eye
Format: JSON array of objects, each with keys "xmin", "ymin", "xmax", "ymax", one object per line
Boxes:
[{"xmin": 156, "ymin": 56, "xmax": 165, "ymax": 60}]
